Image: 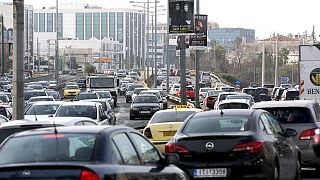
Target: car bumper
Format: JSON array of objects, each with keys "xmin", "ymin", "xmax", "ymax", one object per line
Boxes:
[
  {"xmin": 300, "ymin": 145, "xmax": 320, "ymax": 167},
  {"xmin": 130, "ymin": 110, "xmax": 157, "ymax": 118},
  {"xmin": 64, "ymin": 92, "xmax": 79, "ymax": 97},
  {"xmin": 126, "ymin": 95, "xmax": 132, "ymax": 102}
]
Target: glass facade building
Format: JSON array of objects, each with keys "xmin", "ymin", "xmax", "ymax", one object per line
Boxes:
[{"xmin": 208, "ymin": 28, "xmax": 255, "ymax": 47}]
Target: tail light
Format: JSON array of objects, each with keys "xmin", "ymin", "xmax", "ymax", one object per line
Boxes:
[
  {"xmin": 144, "ymin": 127, "xmax": 153, "ymax": 139},
  {"xmin": 165, "ymin": 143, "xmax": 190, "ymax": 154},
  {"xmin": 300, "ymin": 128, "xmax": 318, "ymax": 140},
  {"xmin": 80, "ymin": 169, "xmax": 99, "ymax": 180},
  {"xmin": 206, "ymin": 96, "xmax": 214, "ymax": 102},
  {"xmin": 232, "ymin": 141, "xmax": 265, "ymax": 153}
]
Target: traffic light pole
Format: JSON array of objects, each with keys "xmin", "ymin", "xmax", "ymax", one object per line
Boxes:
[
  {"xmin": 1, "ymin": 14, "xmax": 4, "ymax": 77},
  {"xmin": 13, "ymin": 0, "xmax": 25, "ymax": 120},
  {"xmin": 180, "ymin": 35, "xmax": 187, "ymax": 105}
]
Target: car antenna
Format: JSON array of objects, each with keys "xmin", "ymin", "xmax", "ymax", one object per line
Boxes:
[
  {"xmin": 220, "ymin": 109, "xmax": 224, "ymax": 116},
  {"xmin": 53, "ymin": 118, "xmax": 58, "ymax": 134},
  {"xmin": 34, "ymin": 106, "xmax": 38, "ymax": 122}
]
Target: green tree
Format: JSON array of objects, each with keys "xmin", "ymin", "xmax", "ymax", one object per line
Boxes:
[
  {"xmin": 84, "ymin": 63, "xmax": 96, "ymax": 74},
  {"xmin": 279, "ymin": 48, "xmax": 290, "ymax": 66}
]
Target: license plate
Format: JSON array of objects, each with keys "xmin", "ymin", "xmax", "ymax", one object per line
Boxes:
[
  {"xmin": 163, "ymin": 131, "xmax": 176, "ymax": 136},
  {"xmin": 194, "ymin": 168, "xmax": 227, "ymax": 178},
  {"xmin": 140, "ymin": 111, "xmax": 150, "ymax": 114}
]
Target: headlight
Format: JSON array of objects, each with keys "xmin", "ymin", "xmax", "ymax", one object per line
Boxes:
[{"xmin": 153, "ymin": 107, "xmax": 160, "ymax": 111}]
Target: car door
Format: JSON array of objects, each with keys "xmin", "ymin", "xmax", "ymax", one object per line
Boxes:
[
  {"xmin": 129, "ymin": 132, "xmax": 184, "ymax": 179},
  {"xmin": 259, "ymin": 113, "xmax": 289, "ymax": 179},
  {"xmin": 265, "ymin": 113, "xmax": 298, "ymax": 179}
]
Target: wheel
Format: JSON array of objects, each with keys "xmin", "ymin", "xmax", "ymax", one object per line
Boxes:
[
  {"xmin": 271, "ymin": 164, "xmax": 279, "ymax": 180},
  {"xmin": 130, "ymin": 114, "xmax": 135, "ymax": 120},
  {"xmin": 114, "ymin": 102, "xmax": 117, "ymax": 107},
  {"xmin": 295, "ymin": 159, "xmax": 301, "ymax": 180}
]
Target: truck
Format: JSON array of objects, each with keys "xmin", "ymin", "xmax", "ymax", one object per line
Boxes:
[
  {"xmin": 86, "ymin": 75, "xmax": 118, "ymax": 107},
  {"xmin": 299, "ymin": 44, "xmax": 320, "ymax": 101}
]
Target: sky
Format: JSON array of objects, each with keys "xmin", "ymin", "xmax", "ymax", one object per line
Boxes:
[{"xmin": 3, "ymin": 0, "xmax": 319, "ymax": 38}]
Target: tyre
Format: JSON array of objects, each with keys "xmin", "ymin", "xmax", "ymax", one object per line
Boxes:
[
  {"xmin": 295, "ymin": 159, "xmax": 301, "ymax": 180},
  {"xmin": 114, "ymin": 102, "xmax": 117, "ymax": 107},
  {"xmin": 271, "ymin": 163, "xmax": 279, "ymax": 180}
]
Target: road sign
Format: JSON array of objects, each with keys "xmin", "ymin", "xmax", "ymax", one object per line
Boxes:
[
  {"xmin": 280, "ymin": 76, "xmax": 289, "ymax": 82},
  {"xmin": 235, "ymin": 79, "xmax": 241, "ymax": 85}
]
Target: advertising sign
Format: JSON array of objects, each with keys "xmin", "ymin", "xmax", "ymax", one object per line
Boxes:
[
  {"xmin": 189, "ymin": 14, "xmax": 207, "ymax": 47},
  {"xmin": 169, "ymin": 0, "xmax": 194, "ymax": 34}
]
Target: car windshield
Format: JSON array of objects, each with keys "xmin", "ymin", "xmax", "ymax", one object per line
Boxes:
[
  {"xmin": 0, "ymin": 96, "xmax": 8, "ymax": 103},
  {"xmin": 128, "ymin": 85, "xmax": 143, "ymax": 91},
  {"xmin": 65, "ymin": 85, "xmax": 79, "ymax": 90},
  {"xmin": 47, "ymin": 91, "xmax": 60, "ymax": 99},
  {"xmin": 0, "ymin": 133, "xmax": 96, "ymax": 164},
  {"xmin": 226, "ymin": 95, "xmax": 252, "ymax": 101},
  {"xmin": 200, "ymin": 88, "xmax": 214, "ymax": 93},
  {"xmin": 29, "ymin": 98, "xmax": 53, "ymax": 102},
  {"xmin": 285, "ymin": 91, "xmax": 299, "ymax": 100},
  {"xmin": 24, "ymin": 92, "xmax": 47, "ymax": 100},
  {"xmin": 150, "ymin": 111, "xmax": 195, "ymax": 124},
  {"xmin": 184, "ymin": 116, "xmax": 250, "ymax": 133},
  {"xmin": 25, "ymin": 104, "xmax": 60, "ymax": 115},
  {"xmin": 133, "ymin": 96, "xmax": 158, "ymax": 103},
  {"xmin": 258, "ymin": 88, "xmax": 269, "ymax": 95},
  {"xmin": 140, "ymin": 92, "xmax": 160, "ymax": 99},
  {"xmin": 77, "ymin": 79, "xmax": 85, "ymax": 84},
  {"xmin": 208, "ymin": 91, "xmax": 223, "ymax": 97},
  {"xmin": 96, "ymin": 92, "xmax": 111, "ymax": 98},
  {"xmin": 221, "ymin": 87, "xmax": 235, "ymax": 92},
  {"xmin": 263, "ymin": 84, "xmax": 275, "ymax": 88},
  {"xmin": 75, "ymin": 94, "xmax": 98, "ymax": 100},
  {"xmin": 56, "ymin": 105, "xmax": 97, "ymax": 119},
  {"xmin": 134, "ymin": 88, "xmax": 148, "ymax": 95},
  {"xmin": 243, "ymin": 89, "xmax": 257, "ymax": 95},
  {"xmin": 219, "ymin": 103, "xmax": 249, "ymax": 109},
  {"xmin": 261, "ymin": 107, "xmax": 312, "ymax": 123}
]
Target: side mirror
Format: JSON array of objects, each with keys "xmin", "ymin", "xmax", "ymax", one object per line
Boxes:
[
  {"xmin": 48, "ymin": 114, "xmax": 54, "ymax": 117},
  {"xmin": 165, "ymin": 153, "xmax": 180, "ymax": 164},
  {"xmin": 284, "ymin": 128, "xmax": 297, "ymax": 137}
]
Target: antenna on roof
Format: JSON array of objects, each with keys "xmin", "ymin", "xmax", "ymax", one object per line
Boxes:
[
  {"xmin": 53, "ymin": 118, "xmax": 58, "ymax": 134},
  {"xmin": 34, "ymin": 106, "xmax": 38, "ymax": 122}
]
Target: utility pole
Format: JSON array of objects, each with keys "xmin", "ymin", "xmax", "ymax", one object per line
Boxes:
[
  {"xmin": 180, "ymin": 35, "xmax": 187, "ymax": 105},
  {"xmin": 261, "ymin": 41, "xmax": 265, "ymax": 85},
  {"xmin": 1, "ymin": 14, "xmax": 4, "ymax": 76},
  {"xmin": 13, "ymin": 0, "xmax": 25, "ymax": 120},
  {"xmin": 143, "ymin": 2, "xmax": 147, "ymax": 81},
  {"xmin": 153, "ymin": 0, "xmax": 158, "ymax": 88},
  {"xmin": 275, "ymin": 34, "xmax": 279, "ymax": 86},
  {"xmin": 165, "ymin": 0, "xmax": 170, "ymax": 95},
  {"xmin": 37, "ymin": 37, "xmax": 40, "ymax": 72},
  {"xmin": 146, "ymin": 0, "xmax": 150, "ymax": 80},
  {"xmin": 55, "ymin": 0, "xmax": 59, "ymax": 83},
  {"xmin": 47, "ymin": 40, "xmax": 50, "ymax": 75},
  {"xmin": 195, "ymin": 0, "xmax": 200, "ymax": 108}
]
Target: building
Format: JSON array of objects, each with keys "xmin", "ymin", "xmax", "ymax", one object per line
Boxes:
[
  {"xmin": 33, "ymin": 3, "xmax": 146, "ymax": 70},
  {"xmin": 208, "ymin": 28, "xmax": 255, "ymax": 47},
  {"xmin": 0, "ymin": 2, "xmax": 34, "ymax": 71}
]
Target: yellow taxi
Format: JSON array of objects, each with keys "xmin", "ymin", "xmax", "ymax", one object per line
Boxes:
[
  {"xmin": 189, "ymin": 70, "xmax": 196, "ymax": 76},
  {"xmin": 63, "ymin": 84, "xmax": 81, "ymax": 98},
  {"xmin": 143, "ymin": 105, "xmax": 202, "ymax": 153}
]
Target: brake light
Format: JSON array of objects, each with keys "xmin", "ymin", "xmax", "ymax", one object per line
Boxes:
[
  {"xmin": 80, "ymin": 169, "xmax": 99, "ymax": 180},
  {"xmin": 207, "ymin": 96, "xmax": 214, "ymax": 101},
  {"xmin": 144, "ymin": 127, "xmax": 153, "ymax": 139},
  {"xmin": 232, "ymin": 141, "xmax": 264, "ymax": 153},
  {"xmin": 165, "ymin": 143, "xmax": 190, "ymax": 154},
  {"xmin": 300, "ymin": 128, "xmax": 317, "ymax": 140},
  {"xmin": 42, "ymin": 134, "xmax": 65, "ymax": 139}
]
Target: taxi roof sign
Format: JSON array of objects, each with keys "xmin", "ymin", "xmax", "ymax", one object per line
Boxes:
[{"xmin": 175, "ymin": 105, "xmax": 188, "ymax": 109}]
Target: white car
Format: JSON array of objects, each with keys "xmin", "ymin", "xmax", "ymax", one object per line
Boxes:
[
  {"xmin": 217, "ymin": 99, "xmax": 251, "ymax": 110},
  {"xmin": 24, "ymin": 101, "xmax": 64, "ymax": 121},
  {"xmin": 199, "ymin": 88, "xmax": 215, "ymax": 103},
  {"xmin": 169, "ymin": 83, "xmax": 180, "ymax": 95},
  {"xmin": 160, "ymin": 80, "xmax": 173, "ymax": 90}
]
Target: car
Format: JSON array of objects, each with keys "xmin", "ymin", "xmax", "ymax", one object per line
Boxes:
[
  {"xmin": 74, "ymin": 92, "xmax": 98, "ymax": 101},
  {"xmin": 80, "ymin": 99, "xmax": 117, "ymax": 125},
  {"xmin": 24, "ymin": 101, "xmax": 64, "ymax": 121},
  {"xmin": 143, "ymin": 106, "xmax": 202, "ymax": 153},
  {"xmin": 160, "ymin": 80, "xmax": 173, "ymax": 90},
  {"xmin": 47, "ymin": 81, "xmax": 57, "ymax": 89},
  {"xmin": 65, "ymin": 82, "xmax": 77, "ymax": 86},
  {"xmin": 203, "ymin": 90, "xmax": 223, "ymax": 109},
  {"xmin": 165, "ymin": 109, "xmax": 301, "ymax": 180},
  {"xmin": 280, "ymin": 83, "xmax": 292, "ymax": 89},
  {"xmin": 242, "ymin": 88, "xmax": 260, "ymax": 102},
  {"xmin": 131, "ymin": 87, "xmax": 150, "ymax": 102},
  {"xmin": 130, "ymin": 94, "xmax": 161, "ymax": 120},
  {"xmin": 225, "ymin": 93, "xmax": 255, "ymax": 106},
  {"xmin": 0, "ymin": 93, "xmax": 12, "ymax": 102},
  {"xmin": 69, "ymin": 69, "xmax": 77, "ymax": 76},
  {"xmin": 63, "ymin": 85, "xmax": 80, "ymax": 98},
  {"xmin": 280, "ymin": 89, "xmax": 299, "ymax": 101},
  {"xmin": 0, "ymin": 95, "xmax": 10, "ymax": 105},
  {"xmin": 25, "ymin": 96, "xmax": 55, "ymax": 109},
  {"xmin": 46, "ymin": 90, "xmax": 62, "ymax": 101},
  {"xmin": 24, "ymin": 90, "xmax": 48, "ymax": 101},
  {"xmin": 0, "ymin": 105, "xmax": 12, "ymax": 120},
  {"xmin": 130, "ymin": 68, "xmax": 141, "ymax": 76},
  {"xmin": 217, "ymin": 99, "xmax": 251, "ymax": 110},
  {"xmin": 119, "ymin": 82, "xmax": 131, "ymax": 96},
  {"xmin": 156, "ymin": 76, "xmax": 166, "ymax": 85},
  {"xmin": 38, "ymin": 81, "xmax": 49, "ymax": 89},
  {"xmin": 257, "ymin": 87, "xmax": 272, "ymax": 101},
  {"xmin": 213, "ymin": 92, "xmax": 238, "ymax": 110},
  {"xmin": 128, "ymin": 72, "xmax": 139, "ymax": 81},
  {"xmin": 52, "ymin": 117, "xmax": 98, "ymax": 126},
  {"xmin": 94, "ymin": 91, "xmax": 115, "ymax": 109},
  {"xmin": 199, "ymin": 88, "xmax": 215, "ymax": 103},
  {"xmin": 252, "ymin": 100, "xmax": 320, "ymax": 169},
  {"xmin": 220, "ymin": 86, "xmax": 235, "ymax": 92},
  {"xmin": 123, "ymin": 77, "xmax": 135, "ymax": 83},
  {"xmin": 116, "ymin": 69, "xmax": 126, "ymax": 78},
  {"xmin": 125, "ymin": 84, "xmax": 144, "ymax": 103},
  {"xmin": 0, "ymin": 126, "xmax": 188, "ymax": 179},
  {"xmin": 54, "ymin": 101, "xmax": 108, "ymax": 123},
  {"xmin": 169, "ymin": 83, "xmax": 180, "ymax": 95},
  {"xmin": 200, "ymin": 76, "xmax": 212, "ymax": 87},
  {"xmin": 76, "ymin": 78, "xmax": 86, "ymax": 88},
  {"xmin": 176, "ymin": 86, "xmax": 195, "ymax": 100},
  {"xmin": 140, "ymin": 90, "xmax": 167, "ymax": 109},
  {"xmin": 263, "ymin": 84, "xmax": 275, "ymax": 94},
  {"xmin": 27, "ymin": 84, "xmax": 43, "ymax": 90}
]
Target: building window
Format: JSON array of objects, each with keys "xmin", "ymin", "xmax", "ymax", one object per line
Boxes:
[
  {"xmin": 101, "ymin": 13, "xmax": 108, "ymax": 39},
  {"xmin": 47, "ymin": 13, "xmax": 53, "ymax": 32},
  {"xmin": 109, "ymin": 12, "xmax": 115, "ymax": 40},
  {"xmin": 39, "ymin": 13, "xmax": 45, "ymax": 32},
  {"xmin": 117, "ymin": 12, "xmax": 123, "ymax": 43},
  {"xmin": 93, "ymin": 13, "xmax": 100, "ymax": 40},
  {"xmin": 76, "ymin": 13, "xmax": 84, "ymax": 40},
  {"xmin": 34, "ymin": 13, "xmax": 38, "ymax": 32},
  {"xmin": 54, "ymin": 13, "xmax": 63, "ymax": 38},
  {"xmin": 85, "ymin": 13, "xmax": 92, "ymax": 40}
]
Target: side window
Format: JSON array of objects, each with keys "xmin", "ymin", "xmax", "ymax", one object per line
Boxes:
[
  {"xmin": 130, "ymin": 133, "xmax": 160, "ymax": 164},
  {"xmin": 83, "ymin": 121, "xmax": 97, "ymax": 126},
  {"xmin": 112, "ymin": 133, "xmax": 140, "ymax": 165},
  {"xmin": 313, "ymin": 103, "xmax": 320, "ymax": 120},
  {"xmin": 258, "ymin": 119, "xmax": 266, "ymax": 133},
  {"xmin": 111, "ymin": 141, "xmax": 124, "ymax": 164},
  {"xmin": 265, "ymin": 113, "xmax": 284, "ymax": 135},
  {"xmin": 260, "ymin": 113, "xmax": 275, "ymax": 135},
  {"xmin": 75, "ymin": 121, "xmax": 84, "ymax": 126}
]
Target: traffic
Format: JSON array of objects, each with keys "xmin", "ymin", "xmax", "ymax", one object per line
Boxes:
[{"xmin": 0, "ymin": 66, "xmax": 317, "ymax": 179}]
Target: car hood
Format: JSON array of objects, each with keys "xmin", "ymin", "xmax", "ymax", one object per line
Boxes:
[{"xmin": 24, "ymin": 115, "xmax": 54, "ymax": 121}]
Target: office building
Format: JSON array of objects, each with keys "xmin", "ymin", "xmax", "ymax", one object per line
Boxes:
[{"xmin": 208, "ymin": 28, "xmax": 255, "ymax": 47}]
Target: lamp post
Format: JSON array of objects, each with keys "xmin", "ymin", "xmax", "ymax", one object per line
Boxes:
[{"xmin": 55, "ymin": 0, "xmax": 59, "ymax": 84}]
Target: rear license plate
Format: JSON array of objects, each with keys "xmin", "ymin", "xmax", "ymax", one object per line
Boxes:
[
  {"xmin": 140, "ymin": 111, "xmax": 150, "ymax": 114},
  {"xmin": 163, "ymin": 131, "xmax": 176, "ymax": 136},
  {"xmin": 194, "ymin": 168, "xmax": 227, "ymax": 178}
]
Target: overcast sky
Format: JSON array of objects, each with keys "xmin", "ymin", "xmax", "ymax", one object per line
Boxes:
[{"xmin": 3, "ymin": 0, "xmax": 319, "ymax": 38}]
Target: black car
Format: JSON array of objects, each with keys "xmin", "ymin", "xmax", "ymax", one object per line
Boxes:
[
  {"xmin": 130, "ymin": 94, "xmax": 161, "ymax": 120},
  {"xmin": 74, "ymin": 92, "xmax": 98, "ymax": 101},
  {"xmin": 166, "ymin": 109, "xmax": 301, "ymax": 180},
  {"xmin": 0, "ymin": 126, "xmax": 188, "ymax": 179},
  {"xmin": 125, "ymin": 84, "xmax": 144, "ymax": 103},
  {"xmin": 76, "ymin": 79, "xmax": 86, "ymax": 88}
]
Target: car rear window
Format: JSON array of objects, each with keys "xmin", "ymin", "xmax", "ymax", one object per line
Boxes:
[
  {"xmin": 0, "ymin": 133, "xmax": 96, "ymax": 164},
  {"xmin": 261, "ymin": 107, "xmax": 313, "ymax": 123},
  {"xmin": 219, "ymin": 103, "xmax": 249, "ymax": 109},
  {"xmin": 285, "ymin": 91, "xmax": 299, "ymax": 100},
  {"xmin": 184, "ymin": 116, "xmax": 249, "ymax": 133},
  {"xmin": 150, "ymin": 111, "xmax": 195, "ymax": 124}
]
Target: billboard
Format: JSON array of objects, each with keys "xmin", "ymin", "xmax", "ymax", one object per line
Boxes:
[
  {"xmin": 169, "ymin": 0, "xmax": 194, "ymax": 34},
  {"xmin": 189, "ymin": 14, "xmax": 207, "ymax": 47}
]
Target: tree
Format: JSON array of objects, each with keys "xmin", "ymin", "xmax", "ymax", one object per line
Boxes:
[
  {"xmin": 279, "ymin": 48, "xmax": 290, "ymax": 66},
  {"xmin": 84, "ymin": 63, "xmax": 96, "ymax": 74}
]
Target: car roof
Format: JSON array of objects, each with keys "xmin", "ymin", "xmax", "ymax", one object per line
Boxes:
[
  {"xmin": 0, "ymin": 119, "xmax": 59, "ymax": 128},
  {"xmin": 29, "ymin": 96, "xmax": 54, "ymax": 99},
  {"xmin": 30, "ymin": 101, "xmax": 64, "ymax": 106},
  {"xmin": 25, "ymin": 90, "xmax": 46, "ymax": 92},
  {"xmin": 192, "ymin": 109, "xmax": 257, "ymax": 118},
  {"xmin": 252, "ymin": 100, "xmax": 315, "ymax": 109},
  {"xmin": 220, "ymin": 99, "xmax": 251, "ymax": 105},
  {"xmin": 11, "ymin": 126, "xmax": 134, "ymax": 137},
  {"xmin": 61, "ymin": 101, "xmax": 99, "ymax": 106},
  {"xmin": 157, "ymin": 108, "xmax": 202, "ymax": 112}
]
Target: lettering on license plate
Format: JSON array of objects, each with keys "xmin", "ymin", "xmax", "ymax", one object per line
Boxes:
[
  {"xmin": 194, "ymin": 168, "xmax": 227, "ymax": 178},
  {"xmin": 140, "ymin": 111, "xmax": 150, "ymax": 114},
  {"xmin": 163, "ymin": 131, "xmax": 176, "ymax": 136}
]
